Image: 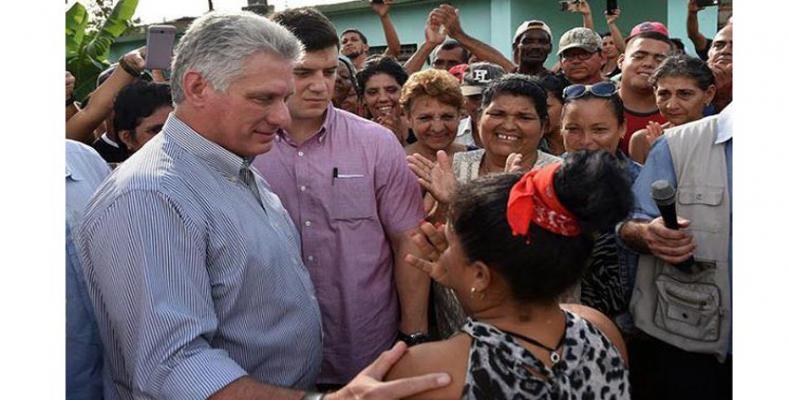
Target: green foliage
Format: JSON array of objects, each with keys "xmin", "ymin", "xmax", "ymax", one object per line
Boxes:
[{"xmin": 66, "ymin": 0, "xmax": 139, "ymax": 101}]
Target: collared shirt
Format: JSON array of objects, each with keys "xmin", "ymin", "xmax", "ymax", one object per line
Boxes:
[
  {"xmin": 78, "ymin": 114, "xmax": 323, "ymax": 399},
  {"xmin": 91, "ymin": 132, "xmax": 129, "ymax": 164},
  {"xmin": 455, "ymin": 116, "xmax": 476, "ymax": 147},
  {"xmin": 253, "ymin": 104, "xmax": 424, "ymax": 384},
  {"xmin": 66, "ymin": 140, "xmax": 111, "ymax": 400},
  {"xmin": 631, "ymin": 104, "xmax": 732, "ymax": 221}
]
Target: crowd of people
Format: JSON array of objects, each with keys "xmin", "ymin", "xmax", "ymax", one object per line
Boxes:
[{"xmin": 65, "ymin": 0, "xmax": 733, "ymax": 399}]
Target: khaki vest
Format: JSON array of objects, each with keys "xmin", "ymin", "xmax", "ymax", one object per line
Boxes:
[{"xmin": 630, "ymin": 116, "xmax": 731, "ymax": 362}]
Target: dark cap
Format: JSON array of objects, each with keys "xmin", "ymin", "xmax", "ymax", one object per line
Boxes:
[{"xmin": 461, "ymin": 62, "xmax": 506, "ymax": 96}]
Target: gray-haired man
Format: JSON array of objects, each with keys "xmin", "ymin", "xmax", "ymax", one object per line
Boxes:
[{"xmin": 78, "ymin": 11, "xmax": 449, "ymax": 400}]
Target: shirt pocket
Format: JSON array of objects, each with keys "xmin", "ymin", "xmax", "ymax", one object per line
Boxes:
[
  {"xmin": 676, "ymin": 185, "xmax": 725, "ymax": 232},
  {"xmin": 653, "ymin": 272, "xmax": 723, "ymax": 342},
  {"xmin": 331, "ymin": 175, "xmax": 375, "ymax": 221}
]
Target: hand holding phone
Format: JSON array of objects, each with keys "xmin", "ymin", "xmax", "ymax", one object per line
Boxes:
[
  {"xmin": 145, "ymin": 25, "xmax": 176, "ymax": 70},
  {"xmin": 560, "ymin": 0, "xmax": 582, "ymax": 13},
  {"xmin": 606, "ymin": 0, "xmax": 618, "ymax": 15},
  {"xmin": 694, "ymin": 0, "xmax": 719, "ymax": 7}
]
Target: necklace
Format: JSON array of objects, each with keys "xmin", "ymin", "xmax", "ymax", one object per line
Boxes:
[{"xmin": 498, "ymin": 324, "xmax": 567, "ymax": 365}]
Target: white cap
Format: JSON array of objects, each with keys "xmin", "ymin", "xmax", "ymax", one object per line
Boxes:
[{"xmin": 513, "ymin": 20, "xmax": 553, "ymax": 43}]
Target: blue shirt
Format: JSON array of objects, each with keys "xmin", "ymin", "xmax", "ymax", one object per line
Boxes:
[
  {"xmin": 77, "ymin": 115, "xmax": 323, "ymax": 399},
  {"xmin": 631, "ymin": 104, "xmax": 733, "ymax": 221},
  {"xmin": 66, "ymin": 140, "xmax": 112, "ymax": 400}
]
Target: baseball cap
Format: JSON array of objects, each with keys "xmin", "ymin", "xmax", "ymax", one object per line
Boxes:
[
  {"xmin": 557, "ymin": 27, "xmax": 603, "ymax": 56},
  {"xmin": 513, "ymin": 20, "xmax": 553, "ymax": 43},
  {"xmin": 626, "ymin": 21, "xmax": 670, "ymax": 41},
  {"xmin": 461, "ymin": 62, "xmax": 506, "ymax": 96}
]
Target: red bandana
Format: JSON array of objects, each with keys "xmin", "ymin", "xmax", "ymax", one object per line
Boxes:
[{"xmin": 506, "ymin": 163, "xmax": 582, "ymax": 238}]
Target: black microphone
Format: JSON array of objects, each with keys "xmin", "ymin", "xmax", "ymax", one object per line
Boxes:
[{"xmin": 651, "ymin": 180, "xmax": 694, "ymax": 273}]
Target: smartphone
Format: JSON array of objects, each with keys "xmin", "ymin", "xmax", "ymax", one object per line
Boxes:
[
  {"xmin": 145, "ymin": 25, "xmax": 176, "ymax": 70},
  {"xmin": 694, "ymin": 0, "xmax": 719, "ymax": 6},
  {"xmin": 606, "ymin": 0, "xmax": 618, "ymax": 15}
]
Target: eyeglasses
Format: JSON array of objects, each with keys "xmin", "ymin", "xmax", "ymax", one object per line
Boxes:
[
  {"xmin": 563, "ymin": 81, "xmax": 618, "ymax": 101},
  {"xmin": 560, "ymin": 50, "xmax": 597, "ymax": 61}
]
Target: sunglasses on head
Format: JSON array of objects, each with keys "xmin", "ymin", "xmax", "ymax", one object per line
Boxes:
[{"xmin": 562, "ymin": 81, "xmax": 618, "ymax": 101}]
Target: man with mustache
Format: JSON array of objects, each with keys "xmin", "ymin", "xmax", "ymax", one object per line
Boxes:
[
  {"xmin": 617, "ymin": 23, "xmax": 674, "ymax": 157},
  {"xmin": 707, "ymin": 22, "xmax": 733, "ymax": 113},
  {"xmin": 557, "ymin": 27, "xmax": 607, "ymax": 85},
  {"xmin": 512, "ymin": 20, "xmax": 553, "ymax": 76}
]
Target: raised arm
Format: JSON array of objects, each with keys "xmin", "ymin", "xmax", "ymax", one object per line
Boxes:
[
  {"xmin": 66, "ymin": 49, "xmax": 144, "ymax": 143},
  {"xmin": 606, "ymin": 9, "xmax": 626, "ymax": 53},
  {"xmin": 434, "ymin": 5, "xmax": 517, "ymax": 72},
  {"xmin": 578, "ymin": 0, "xmax": 594, "ymax": 30},
  {"xmin": 372, "ymin": 0, "xmax": 402, "ymax": 58},
  {"xmin": 686, "ymin": 0, "xmax": 709, "ymax": 52},
  {"xmin": 404, "ymin": 14, "xmax": 445, "ymax": 75}
]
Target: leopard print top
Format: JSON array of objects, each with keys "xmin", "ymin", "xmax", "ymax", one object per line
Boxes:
[{"xmin": 461, "ymin": 311, "xmax": 630, "ymax": 399}]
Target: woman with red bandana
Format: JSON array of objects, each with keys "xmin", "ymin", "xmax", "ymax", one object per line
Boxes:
[{"xmin": 386, "ymin": 150, "xmax": 632, "ymax": 399}]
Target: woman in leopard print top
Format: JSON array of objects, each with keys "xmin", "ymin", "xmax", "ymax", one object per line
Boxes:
[{"xmin": 386, "ymin": 151, "xmax": 632, "ymax": 399}]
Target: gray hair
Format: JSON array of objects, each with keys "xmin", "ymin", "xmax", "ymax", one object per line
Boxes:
[{"xmin": 170, "ymin": 11, "xmax": 304, "ymax": 104}]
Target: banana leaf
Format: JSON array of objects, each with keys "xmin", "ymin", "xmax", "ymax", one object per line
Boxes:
[
  {"xmin": 66, "ymin": 0, "xmax": 139, "ymax": 101},
  {"xmin": 65, "ymin": 2, "xmax": 89, "ymax": 60}
]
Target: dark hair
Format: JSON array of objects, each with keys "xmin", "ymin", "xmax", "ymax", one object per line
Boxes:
[
  {"xmin": 337, "ymin": 55, "xmax": 359, "ymax": 94},
  {"xmin": 649, "ymin": 54, "xmax": 715, "ymax": 91},
  {"xmin": 669, "ymin": 38, "xmax": 686, "ymax": 55},
  {"xmin": 481, "ymin": 74, "xmax": 548, "ymax": 123},
  {"xmin": 112, "ymin": 81, "xmax": 172, "ymax": 136},
  {"xmin": 536, "ymin": 73, "xmax": 569, "ymax": 102},
  {"xmin": 271, "ymin": 8, "xmax": 339, "ymax": 52},
  {"xmin": 600, "ymin": 31, "xmax": 612, "ymax": 39},
  {"xmin": 431, "ymin": 39, "xmax": 471, "ymax": 64},
  {"xmin": 356, "ymin": 56, "xmax": 409, "ymax": 92},
  {"xmin": 625, "ymin": 31, "xmax": 675, "ymax": 50},
  {"xmin": 449, "ymin": 150, "xmax": 633, "ymax": 302},
  {"xmin": 562, "ymin": 87, "xmax": 626, "ymax": 126},
  {"xmin": 341, "ymin": 28, "xmax": 368, "ymax": 44}
]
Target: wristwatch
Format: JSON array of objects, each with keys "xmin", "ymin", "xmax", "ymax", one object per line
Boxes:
[
  {"xmin": 118, "ymin": 58, "xmax": 143, "ymax": 78},
  {"xmin": 302, "ymin": 392, "xmax": 325, "ymax": 400},
  {"xmin": 397, "ymin": 331, "xmax": 431, "ymax": 347}
]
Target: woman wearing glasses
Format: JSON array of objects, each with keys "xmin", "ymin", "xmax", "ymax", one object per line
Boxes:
[
  {"xmin": 628, "ymin": 55, "xmax": 717, "ymax": 164},
  {"xmin": 408, "ymin": 74, "xmax": 560, "ymax": 339},
  {"xmin": 386, "ymin": 151, "xmax": 631, "ymax": 399},
  {"xmin": 560, "ymin": 80, "xmax": 643, "ymax": 320}
]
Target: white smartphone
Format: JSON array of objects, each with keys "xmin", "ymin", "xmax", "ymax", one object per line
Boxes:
[{"xmin": 145, "ymin": 25, "xmax": 176, "ymax": 70}]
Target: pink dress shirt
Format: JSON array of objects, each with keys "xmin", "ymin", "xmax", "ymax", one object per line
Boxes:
[{"xmin": 253, "ymin": 105, "xmax": 425, "ymax": 384}]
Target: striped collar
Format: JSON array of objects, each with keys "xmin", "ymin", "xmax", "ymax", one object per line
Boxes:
[{"xmin": 164, "ymin": 113, "xmax": 252, "ymax": 177}]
